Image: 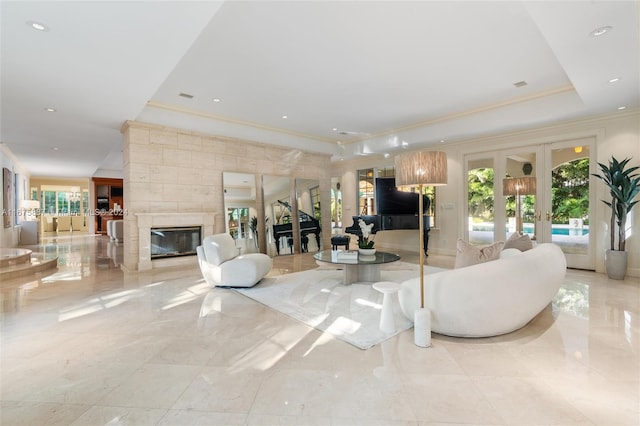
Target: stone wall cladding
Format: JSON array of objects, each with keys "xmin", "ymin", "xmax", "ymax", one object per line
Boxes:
[{"xmin": 121, "ymin": 121, "xmax": 331, "ymax": 271}]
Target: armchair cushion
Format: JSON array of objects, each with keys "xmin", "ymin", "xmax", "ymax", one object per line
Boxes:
[{"xmin": 203, "ymin": 233, "xmax": 238, "ymax": 266}]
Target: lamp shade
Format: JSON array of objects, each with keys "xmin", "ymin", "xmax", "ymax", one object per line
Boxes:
[
  {"xmin": 21, "ymin": 200, "xmax": 40, "ymax": 209},
  {"xmin": 394, "ymin": 151, "xmax": 448, "ymax": 187},
  {"xmin": 503, "ymin": 176, "xmax": 536, "ymax": 196}
]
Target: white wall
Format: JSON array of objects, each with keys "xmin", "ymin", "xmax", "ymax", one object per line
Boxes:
[{"xmin": 0, "ymin": 144, "xmax": 32, "ymax": 248}]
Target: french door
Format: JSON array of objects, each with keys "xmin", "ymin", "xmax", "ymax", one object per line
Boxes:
[
  {"xmin": 465, "ymin": 137, "xmax": 595, "ymax": 270},
  {"xmin": 538, "ymin": 138, "xmax": 595, "ymax": 270}
]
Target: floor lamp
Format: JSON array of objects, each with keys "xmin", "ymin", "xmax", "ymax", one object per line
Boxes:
[
  {"xmin": 395, "ymin": 151, "xmax": 448, "ymax": 347},
  {"xmin": 503, "ymin": 176, "xmax": 537, "ymax": 234}
]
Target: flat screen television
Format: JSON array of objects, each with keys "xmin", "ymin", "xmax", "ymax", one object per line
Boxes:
[{"xmin": 375, "ymin": 177, "xmax": 429, "ymax": 215}]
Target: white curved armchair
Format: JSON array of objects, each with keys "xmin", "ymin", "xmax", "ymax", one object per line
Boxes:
[{"xmin": 197, "ymin": 233, "xmax": 272, "ymax": 288}]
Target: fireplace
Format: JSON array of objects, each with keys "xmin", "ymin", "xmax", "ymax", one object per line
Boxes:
[
  {"xmin": 150, "ymin": 226, "xmax": 201, "ymax": 259},
  {"xmin": 133, "ymin": 212, "xmax": 215, "ymax": 271}
]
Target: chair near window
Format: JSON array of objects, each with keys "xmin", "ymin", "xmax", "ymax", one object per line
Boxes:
[{"xmin": 55, "ymin": 216, "xmax": 71, "ymax": 232}]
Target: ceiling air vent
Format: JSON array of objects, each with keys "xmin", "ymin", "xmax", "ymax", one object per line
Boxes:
[
  {"xmin": 513, "ymin": 81, "xmax": 527, "ymax": 88},
  {"xmin": 179, "ymin": 92, "xmax": 194, "ymax": 99}
]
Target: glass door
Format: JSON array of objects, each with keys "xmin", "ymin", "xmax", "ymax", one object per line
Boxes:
[
  {"xmin": 466, "ymin": 156, "xmax": 497, "ymax": 244},
  {"xmin": 539, "ymin": 139, "xmax": 595, "ymax": 270},
  {"xmin": 503, "ymin": 149, "xmax": 539, "ymax": 241},
  {"xmin": 465, "ymin": 140, "xmax": 595, "ymax": 270}
]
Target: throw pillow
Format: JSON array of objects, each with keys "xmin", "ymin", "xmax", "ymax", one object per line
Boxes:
[
  {"xmin": 454, "ymin": 239, "xmax": 504, "ymax": 268},
  {"xmin": 503, "ymin": 232, "xmax": 533, "ymax": 252}
]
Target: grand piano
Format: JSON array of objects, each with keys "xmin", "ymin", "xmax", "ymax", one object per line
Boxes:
[
  {"xmin": 272, "ymin": 200, "xmax": 321, "ymax": 255},
  {"xmin": 345, "ymin": 177, "xmax": 431, "ymax": 255}
]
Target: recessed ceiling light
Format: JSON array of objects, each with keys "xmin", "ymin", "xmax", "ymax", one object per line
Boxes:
[
  {"xmin": 617, "ymin": 106, "xmax": 627, "ymax": 110},
  {"xmin": 45, "ymin": 107, "xmax": 56, "ymax": 112},
  {"xmin": 384, "ymin": 153, "xmax": 390, "ymax": 158},
  {"xmin": 282, "ymin": 115, "xmax": 288, "ymax": 119},
  {"xmin": 178, "ymin": 92, "xmax": 194, "ymax": 99},
  {"xmin": 590, "ymin": 26, "xmax": 612, "ymax": 37},
  {"xmin": 27, "ymin": 21, "xmax": 48, "ymax": 31},
  {"xmin": 401, "ymin": 141, "xmax": 409, "ymax": 148},
  {"xmin": 52, "ymin": 147, "xmax": 59, "ymax": 151},
  {"xmin": 609, "ymin": 78, "xmax": 620, "ymax": 83},
  {"xmin": 212, "ymin": 98, "xmax": 221, "ymax": 102},
  {"xmin": 440, "ymin": 139, "xmax": 445, "ymax": 143},
  {"xmin": 332, "ymin": 127, "xmax": 338, "ymax": 131}
]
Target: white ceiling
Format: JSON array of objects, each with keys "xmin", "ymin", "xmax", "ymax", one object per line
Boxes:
[{"xmin": 2, "ymin": 1, "xmax": 638, "ymax": 178}]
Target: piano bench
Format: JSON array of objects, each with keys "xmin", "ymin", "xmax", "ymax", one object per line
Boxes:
[{"xmin": 331, "ymin": 235, "xmax": 350, "ymax": 251}]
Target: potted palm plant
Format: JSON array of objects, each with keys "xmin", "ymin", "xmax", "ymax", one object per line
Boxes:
[{"xmin": 592, "ymin": 157, "xmax": 640, "ymax": 279}]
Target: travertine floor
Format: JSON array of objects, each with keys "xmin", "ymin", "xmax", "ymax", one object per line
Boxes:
[{"xmin": 1, "ymin": 234, "xmax": 638, "ymax": 425}]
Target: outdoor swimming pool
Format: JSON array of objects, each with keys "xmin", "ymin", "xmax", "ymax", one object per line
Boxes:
[{"xmin": 471, "ymin": 223, "xmax": 590, "ymax": 236}]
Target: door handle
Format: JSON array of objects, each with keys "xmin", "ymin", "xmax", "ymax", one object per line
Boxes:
[
  {"xmin": 546, "ymin": 211, "xmax": 552, "ymax": 221},
  {"xmin": 535, "ymin": 211, "xmax": 541, "ymax": 221}
]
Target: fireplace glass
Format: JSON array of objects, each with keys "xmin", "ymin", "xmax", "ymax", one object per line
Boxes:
[{"xmin": 150, "ymin": 226, "xmax": 202, "ymax": 259}]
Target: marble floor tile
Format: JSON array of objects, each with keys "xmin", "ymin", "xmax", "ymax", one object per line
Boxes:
[{"xmin": 1, "ymin": 234, "xmax": 639, "ymax": 425}]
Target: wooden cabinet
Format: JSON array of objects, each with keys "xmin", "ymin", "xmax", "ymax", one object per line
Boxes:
[{"xmin": 92, "ymin": 178, "xmax": 123, "ymax": 234}]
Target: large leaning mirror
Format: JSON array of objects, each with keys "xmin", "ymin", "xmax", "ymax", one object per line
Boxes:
[
  {"xmin": 222, "ymin": 172, "xmax": 258, "ymax": 253},
  {"xmin": 262, "ymin": 175, "xmax": 292, "ymax": 256},
  {"xmin": 295, "ymin": 178, "xmax": 322, "ymax": 253}
]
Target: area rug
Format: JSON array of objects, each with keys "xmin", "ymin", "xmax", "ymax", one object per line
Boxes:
[{"xmin": 234, "ymin": 262, "xmax": 420, "ymax": 349}]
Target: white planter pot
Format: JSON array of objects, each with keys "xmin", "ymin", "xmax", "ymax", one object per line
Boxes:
[
  {"xmin": 414, "ymin": 307, "xmax": 432, "ymax": 347},
  {"xmin": 358, "ymin": 248, "xmax": 376, "ymax": 256},
  {"xmin": 605, "ymin": 249, "xmax": 628, "ymax": 280}
]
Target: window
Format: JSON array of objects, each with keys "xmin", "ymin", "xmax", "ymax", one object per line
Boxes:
[
  {"xmin": 330, "ymin": 181, "xmax": 342, "ymax": 229},
  {"xmin": 82, "ymin": 191, "xmax": 89, "ymax": 214},
  {"xmin": 57, "ymin": 192, "xmax": 69, "ymax": 214},
  {"xmin": 358, "ymin": 168, "xmax": 375, "ymax": 215},
  {"xmin": 42, "ymin": 191, "xmax": 56, "ymax": 214},
  {"xmin": 310, "ymin": 185, "xmax": 321, "ymax": 221},
  {"xmin": 467, "ymin": 162, "xmax": 495, "ymax": 244},
  {"xmin": 227, "ymin": 207, "xmax": 249, "ymax": 239},
  {"xmin": 40, "ymin": 188, "xmax": 87, "ymax": 215}
]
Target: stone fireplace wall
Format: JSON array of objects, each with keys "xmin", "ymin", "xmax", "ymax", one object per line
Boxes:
[{"xmin": 121, "ymin": 121, "xmax": 331, "ymax": 271}]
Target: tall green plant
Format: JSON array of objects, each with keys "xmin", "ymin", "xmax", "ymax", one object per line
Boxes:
[{"xmin": 592, "ymin": 157, "xmax": 640, "ymax": 251}]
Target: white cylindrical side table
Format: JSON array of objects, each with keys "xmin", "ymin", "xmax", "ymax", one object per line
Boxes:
[{"xmin": 372, "ymin": 281, "xmax": 402, "ymax": 333}]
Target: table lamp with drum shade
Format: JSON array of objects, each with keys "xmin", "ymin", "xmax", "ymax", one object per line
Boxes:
[{"xmin": 394, "ymin": 151, "xmax": 448, "ymax": 347}]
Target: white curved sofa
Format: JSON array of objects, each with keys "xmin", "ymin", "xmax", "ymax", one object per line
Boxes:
[
  {"xmin": 197, "ymin": 233, "xmax": 272, "ymax": 288},
  {"xmin": 398, "ymin": 243, "xmax": 566, "ymax": 338}
]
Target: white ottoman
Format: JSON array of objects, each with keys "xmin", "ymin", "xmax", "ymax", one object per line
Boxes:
[{"xmin": 373, "ymin": 281, "xmax": 402, "ymax": 333}]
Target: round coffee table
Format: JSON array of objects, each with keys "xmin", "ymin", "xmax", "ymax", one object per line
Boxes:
[{"xmin": 313, "ymin": 250, "xmax": 401, "ymax": 285}]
